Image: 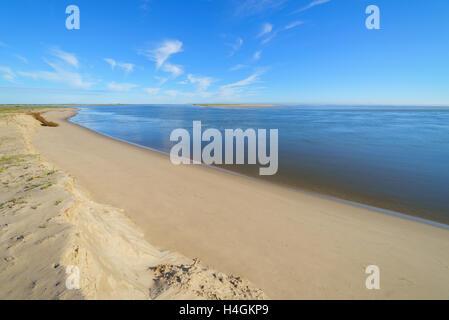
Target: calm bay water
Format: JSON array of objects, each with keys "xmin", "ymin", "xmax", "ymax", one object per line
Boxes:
[{"xmin": 70, "ymin": 105, "xmax": 449, "ymax": 225}]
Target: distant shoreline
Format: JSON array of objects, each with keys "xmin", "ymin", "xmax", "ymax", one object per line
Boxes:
[
  {"xmin": 0, "ymin": 104, "xmax": 122, "ymax": 107},
  {"xmin": 2, "ymin": 104, "xmax": 449, "ymax": 108},
  {"xmin": 193, "ymin": 104, "xmax": 279, "ymax": 109},
  {"xmin": 0, "ymin": 104, "xmax": 281, "ymax": 109}
]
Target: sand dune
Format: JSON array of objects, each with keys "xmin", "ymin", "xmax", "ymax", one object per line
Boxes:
[
  {"xmin": 0, "ymin": 112, "xmax": 266, "ymax": 300},
  {"xmin": 24, "ymin": 109, "xmax": 449, "ymax": 300}
]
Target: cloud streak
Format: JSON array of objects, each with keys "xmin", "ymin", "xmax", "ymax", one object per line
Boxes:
[
  {"xmin": 18, "ymin": 49, "xmax": 92, "ymax": 89},
  {"xmin": 0, "ymin": 66, "xmax": 16, "ymax": 82},
  {"xmin": 260, "ymin": 21, "xmax": 304, "ymax": 44},
  {"xmin": 15, "ymin": 55, "xmax": 28, "ymax": 64},
  {"xmin": 104, "ymin": 58, "xmax": 135, "ymax": 73},
  {"xmin": 140, "ymin": 40, "xmax": 184, "ymax": 78},
  {"xmin": 187, "ymin": 74, "xmax": 214, "ymax": 92},
  {"xmin": 222, "ymin": 72, "xmax": 261, "ymax": 89},
  {"xmin": 218, "ymin": 69, "xmax": 266, "ymax": 99},
  {"xmin": 292, "ymin": 0, "xmax": 331, "ymax": 14},
  {"xmin": 19, "ymin": 61, "xmax": 92, "ymax": 89},
  {"xmin": 143, "ymin": 40, "xmax": 183, "ymax": 69},
  {"xmin": 50, "ymin": 48, "xmax": 79, "ymax": 68},
  {"xmin": 107, "ymin": 82, "xmax": 138, "ymax": 92},
  {"xmin": 144, "ymin": 87, "xmax": 160, "ymax": 95},
  {"xmin": 140, "ymin": 0, "xmax": 151, "ymax": 11},
  {"xmin": 285, "ymin": 21, "xmax": 304, "ymax": 30},
  {"xmin": 235, "ymin": 0, "xmax": 287, "ymax": 16},
  {"xmin": 229, "ymin": 64, "xmax": 248, "ymax": 72},
  {"xmin": 258, "ymin": 23, "xmax": 273, "ymax": 38},
  {"xmin": 162, "ymin": 62, "xmax": 183, "ymax": 77},
  {"xmin": 228, "ymin": 37, "xmax": 243, "ymax": 57}
]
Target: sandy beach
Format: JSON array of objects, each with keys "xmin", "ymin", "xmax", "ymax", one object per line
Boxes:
[
  {"xmin": 21, "ymin": 108, "xmax": 448, "ymax": 299},
  {"xmin": 0, "ymin": 110, "xmax": 265, "ymax": 300},
  {"xmin": 1, "ymin": 108, "xmax": 449, "ymax": 299}
]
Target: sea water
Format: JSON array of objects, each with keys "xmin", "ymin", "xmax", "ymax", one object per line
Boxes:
[{"xmin": 70, "ymin": 105, "xmax": 449, "ymax": 225}]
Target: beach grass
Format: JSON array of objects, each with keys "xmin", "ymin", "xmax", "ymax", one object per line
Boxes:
[{"xmin": 0, "ymin": 106, "xmax": 63, "ymax": 113}]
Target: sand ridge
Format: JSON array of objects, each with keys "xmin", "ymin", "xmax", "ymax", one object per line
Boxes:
[{"xmin": 0, "ymin": 112, "xmax": 266, "ymax": 300}]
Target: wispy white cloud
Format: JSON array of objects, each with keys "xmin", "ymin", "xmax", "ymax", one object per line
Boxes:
[
  {"xmin": 229, "ymin": 64, "xmax": 248, "ymax": 71},
  {"xmin": 0, "ymin": 41, "xmax": 7, "ymax": 47},
  {"xmin": 19, "ymin": 60, "xmax": 93, "ymax": 89},
  {"xmin": 261, "ymin": 34, "xmax": 276, "ymax": 44},
  {"xmin": 50, "ymin": 48, "xmax": 79, "ymax": 68},
  {"xmin": 142, "ymin": 69, "xmax": 266, "ymax": 102},
  {"xmin": 162, "ymin": 62, "xmax": 183, "ymax": 77},
  {"xmin": 140, "ymin": 40, "xmax": 184, "ymax": 78},
  {"xmin": 104, "ymin": 58, "xmax": 116, "ymax": 69},
  {"xmin": 285, "ymin": 21, "xmax": 304, "ymax": 30},
  {"xmin": 0, "ymin": 66, "xmax": 16, "ymax": 82},
  {"xmin": 14, "ymin": 54, "xmax": 28, "ymax": 64},
  {"xmin": 258, "ymin": 23, "xmax": 277, "ymax": 44},
  {"xmin": 187, "ymin": 74, "xmax": 215, "ymax": 92},
  {"xmin": 144, "ymin": 87, "xmax": 160, "ymax": 95},
  {"xmin": 253, "ymin": 51, "xmax": 262, "ymax": 61},
  {"xmin": 292, "ymin": 0, "xmax": 331, "ymax": 14},
  {"xmin": 219, "ymin": 69, "xmax": 266, "ymax": 99},
  {"xmin": 222, "ymin": 72, "xmax": 262, "ymax": 89},
  {"xmin": 107, "ymin": 82, "xmax": 138, "ymax": 92},
  {"xmin": 118, "ymin": 63, "xmax": 135, "ymax": 73},
  {"xmin": 258, "ymin": 23, "xmax": 273, "ymax": 38},
  {"xmin": 14, "ymin": 47, "xmax": 93, "ymax": 88},
  {"xmin": 165, "ymin": 90, "xmax": 180, "ymax": 97},
  {"xmin": 142, "ymin": 40, "xmax": 183, "ymax": 69},
  {"xmin": 140, "ymin": 0, "xmax": 151, "ymax": 11},
  {"xmin": 227, "ymin": 37, "xmax": 243, "ymax": 57},
  {"xmin": 155, "ymin": 76, "xmax": 168, "ymax": 85},
  {"xmin": 104, "ymin": 58, "xmax": 135, "ymax": 73},
  {"xmin": 260, "ymin": 21, "xmax": 305, "ymax": 44},
  {"xmin": 235, "ymin": 0, "xmax": 287, "ymax": 16}
]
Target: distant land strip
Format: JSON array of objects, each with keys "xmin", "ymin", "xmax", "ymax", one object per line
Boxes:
[{"xmin": 193, "ymin": 104, "xmax": 280, "ymax": 109}]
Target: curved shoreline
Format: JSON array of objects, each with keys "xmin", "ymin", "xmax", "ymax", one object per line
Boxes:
[
  {"xmin": 0, "ymin": 111, "xmax": 266, "ymax": 300},
  {"xmin": 31, "ymin": 109, "xmax": 449, "ymax": 299},
  {"xmin": 65, "ymin": 109, "xmax": 449, "ymax": 230}
]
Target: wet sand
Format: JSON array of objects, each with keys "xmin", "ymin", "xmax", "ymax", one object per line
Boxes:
[{"xmin": 30, "ymin": 109, "xmax": 449, "ymax": 299}]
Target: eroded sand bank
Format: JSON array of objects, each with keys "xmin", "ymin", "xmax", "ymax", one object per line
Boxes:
[{"xmin": 0, "ymin": 112, "xmax": 266, "ymax": 300}]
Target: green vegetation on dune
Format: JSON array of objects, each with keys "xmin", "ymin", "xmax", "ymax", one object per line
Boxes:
[
  {"xmin": 0, "ymin": 106, "xmax": 65, "ymax": 113},
  {"xmin": 0, "ymin": 107, "xmax": 62, "ymax": 127}
]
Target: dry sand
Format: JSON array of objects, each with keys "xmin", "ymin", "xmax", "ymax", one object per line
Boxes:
[
  {"xmin": 26, "ymin": 109, "xmax": 449, "ymax": 300},
  {"xmin": 2, "ymin": 108, "xmax": 449, "ymax": 299},
  {"xmin": 0, "ymin": 112, "xmax": 266, "ymax": 300}
]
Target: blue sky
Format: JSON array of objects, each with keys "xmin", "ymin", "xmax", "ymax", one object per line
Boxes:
[{"xmin": 0, "ymin": 0, "xmax": 448, "ymax": 105}]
